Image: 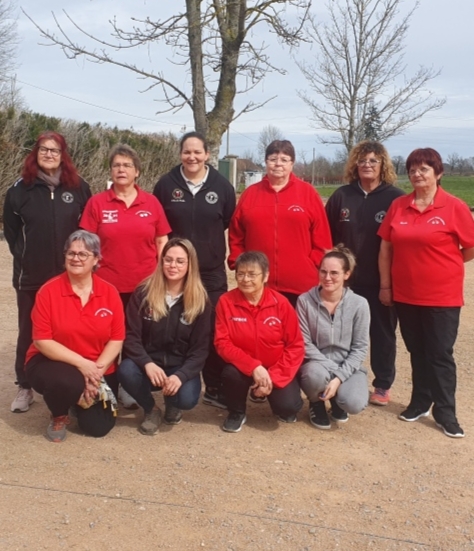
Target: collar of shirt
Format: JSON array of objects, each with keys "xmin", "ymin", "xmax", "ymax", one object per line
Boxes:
[
  {"xmin": 166, "ymin": 292, "xmax": 183, "ymax": 308},
  {"xmin": 180, "ymin": 165, "xmax": 209, "ymax": 196}
]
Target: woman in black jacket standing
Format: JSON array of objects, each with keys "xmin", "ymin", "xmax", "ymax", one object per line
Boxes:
[
  {"xmin": 325, "ymin": 140, "xmax": 403, "ymax": 407},
  {"xmin": 3, "ymin": 131, "xmax": 91, "ymax": 413},
  {"xmin": 118, "ymin": 238, "xmax": 212, "ymax": 436},
  {"xmin": 153, "ymin": 131, "xmax": 235, "ymax": 408}
]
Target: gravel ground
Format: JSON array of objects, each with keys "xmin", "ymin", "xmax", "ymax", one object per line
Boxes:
[{"xmin": 1, "ymin": 239, "xmax": 474, "ymax": 551}]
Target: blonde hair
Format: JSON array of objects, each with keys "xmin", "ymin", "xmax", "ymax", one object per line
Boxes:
[
  {"xmin": 344, "ymin": 140, "xmax": 397, "ymax": 185},
  {"xmin": 141, "ymin": 238, "xmax": 208, "ymax": 324}
]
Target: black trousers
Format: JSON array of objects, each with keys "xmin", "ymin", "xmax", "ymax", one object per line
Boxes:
[
  {"xmin": 222, "ymin": 363, "xmax": 303, "ymax": 417},
  {"xmin": 202, "ymin": 287, "xmax": 226, "ymax": 390},
  {"xmin": 395, "ymin": 302, "xmax": 460, "ymax": 424},
  {"xmin": 14, "ymin": 289, "xmax": 38, "ymax": 389},
  {"xmin": 26, "ymin": 354, "xmax": 117, "ymax": 437},
  {"xmin": 353, "ymin": 286, "xmax": 398, "ymax": 390}
]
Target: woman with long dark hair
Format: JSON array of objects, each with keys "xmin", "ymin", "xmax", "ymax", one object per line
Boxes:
[{"xmin": 3, "ymin": 131, "xmax": 91, "ymax": 414}]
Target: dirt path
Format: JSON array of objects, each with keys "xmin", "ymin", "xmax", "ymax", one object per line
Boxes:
[{"xmin": 1, "ymin": 239, "xmax": 473, "ymax": 551}]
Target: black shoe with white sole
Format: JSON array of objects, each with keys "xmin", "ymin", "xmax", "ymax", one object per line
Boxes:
[
  {"xmin": 309, "ymin": 401, "xmax": 330, "ymax": 430},
  {"xmin": 435, "ymin": 420, "xmax": 465, "ymax": 438},
  {"xmin": 222, "ymin": 412, "xmax": 247, "ymax": 433},
  {"xmin": 399, "ymin": 405, "xmax": 430, "ymax": 422}
]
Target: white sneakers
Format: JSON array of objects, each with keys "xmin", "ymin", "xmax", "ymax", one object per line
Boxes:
[{"xmin": 11, "ymin": 388, "xmax": 34, "ymax": 413}]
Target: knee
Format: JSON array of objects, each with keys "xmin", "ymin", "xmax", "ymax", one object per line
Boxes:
[
  {"xmin": 336, "ymin": 389, "xmax": 368, "ymax": 415},
  {"xmin": 299, "ymin": 362, "xmax": 329, "ymax": 401},
  {"xmin": 175, "ymin": 378, "xmax": 201, "ymax": 410},
  {"xmin": 118, "ymin": 359, "xmax": 142, "ymax": 386}
]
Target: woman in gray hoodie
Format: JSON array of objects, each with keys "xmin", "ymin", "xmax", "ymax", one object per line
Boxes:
[{"xmin": 296, "ymin": 246, "xmax": 370, "ymax": 429}]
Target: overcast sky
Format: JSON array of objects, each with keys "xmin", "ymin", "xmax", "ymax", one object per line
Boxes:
[{"xmin": 13, "ymin": 0, "xmax": 474, "ymax": 162}]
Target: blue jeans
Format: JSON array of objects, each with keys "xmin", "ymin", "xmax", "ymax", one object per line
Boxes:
[{"xmin": 118, "ymin": 359, "xmax": 201, "ymax": 413}]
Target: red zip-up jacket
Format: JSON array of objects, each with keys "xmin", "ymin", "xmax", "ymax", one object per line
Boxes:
[
  {"xmin": 228, "ymin": 174, "xmax": 332, "ymax": 295},
  {"xmin": 214, "ymin": 287, "xmax": 304, "ymax": 388}
]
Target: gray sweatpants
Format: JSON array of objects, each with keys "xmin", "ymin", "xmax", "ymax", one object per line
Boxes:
[{"xmin": 299, "ymin": 360, "xmax": 368, "ymax": 414}]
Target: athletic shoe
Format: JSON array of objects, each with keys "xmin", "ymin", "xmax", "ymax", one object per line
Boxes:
[
  {"xmin": 139, "ymin": 408, "xmax": 161, "ymax": 435},
  {"xmin": 11, "ymin": 388, "xmax": 34, "ymax": 413},
  {"xmin": 202, "ymin": 388, "xmax": 227, "ymax": 409},
  {"xmin": 118, "ymin": 386, "xmax": 139, "ymax": 410},
  {"xmin": 164, "ymin": 405, "xmax": 183, "ymax": 425},
  {"xmin": 435, "ymin": 420, "xmax": 465, "ymax": 439},
  {"xmin": 249, "ymin": 388, "xmax": 267, "ymax": 403},
  {"xmin": 222, "ymin": 412, "xmax": 247, "ymax": 433},
  {"xmin": 369, "ymin": 387, "xmax": 391, "ymax": 406},
  {"xmin": 277, "ymin": 414, "xmax": 297, "ymax": 423},
  {"xmin": 330, "ymin": 399, "xmax": 349, "ymax": 423},
  {"xmin": 46, "ymin": 415, "xmax": 70, "ymax": 443},
  {"xmin": 309, "ymin": 401, "xmax": 331, "ymax": 430},
  {"xmin": 398, "ymin": 405, "xmax": 430, "ymax": 422}
]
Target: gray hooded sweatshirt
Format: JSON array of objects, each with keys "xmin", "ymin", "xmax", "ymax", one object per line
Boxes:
[{"xmin": 296, "ymin": 286, "xmax": 370, "ymax": 383}]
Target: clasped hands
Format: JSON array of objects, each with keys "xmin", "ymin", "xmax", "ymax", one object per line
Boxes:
[
  {"xmin": 145, "ymin": 362, "xmax": 182, "ymax": 396},
  {"xmin": 251, "ymin": 365, "xmax": 273, "ymax": 398}
]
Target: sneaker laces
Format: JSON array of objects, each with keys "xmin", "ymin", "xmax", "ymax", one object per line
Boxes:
[{"xmin": 51, "ymin": 415, "xmax": 70, "ymax": 430}]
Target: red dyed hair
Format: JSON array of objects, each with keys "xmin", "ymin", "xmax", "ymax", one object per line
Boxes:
[
  {"xmin": 21, "ymin": 131, "xmax": 80, "ymax": 188},
  {"xmin": 406, "ymin": 148, "xmax": 444, "ymax": 183}
]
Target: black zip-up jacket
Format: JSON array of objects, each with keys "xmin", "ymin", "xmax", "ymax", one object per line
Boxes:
[
  {"xmin": 3, "ymin": 176, "xmax": 91, "ymax": 290},
  {"xmin": 123, "ymin": 287, "xmax": 212, "ymax": 384},
  {"xmin": 153, "ymin": 165, "xmax": 236, "ymax": 292},
  {"xmin": 325, "ymin": 181, "xmax": 405, "ymax": 288}
]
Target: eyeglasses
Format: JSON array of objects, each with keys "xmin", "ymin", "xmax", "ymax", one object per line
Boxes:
[
  {"xmin": 38, "ymin": 146, "xmax": 61, "ymax": 157},
  {"xmin": 111, "ymin": 163, "xmax": 135, "ymax": 170},
  {"xmin": 65, "ymin": 250, "xmax": 94, "ymax": 261},
  {"xmin": 319, "ymin": 269, "xmax": 343, "ymax": 279},
  {"xmin": 408, "ymin": 167, "xmax": 431, "ymax": 177},
  {"xmin": 236, "ymin": 272, "xmax": 263, "ymax": 281},
  {"xmin": 266, "ymin": 157, "xmax": 293, "ymax": 165},
  {"xmin": 357, "ymin": 158, "xmax": 381, "ymax": 166},
  {"xmin": 163, "ymin": 257, "xmax": 188, "ymax": 267}
]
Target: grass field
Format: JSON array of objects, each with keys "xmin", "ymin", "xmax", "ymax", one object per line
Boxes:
[{"xmin": 315, "ymin": 176, "xmax": 474, "ymax": 206}]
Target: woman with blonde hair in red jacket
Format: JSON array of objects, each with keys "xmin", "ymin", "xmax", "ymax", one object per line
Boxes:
[{"xmin": 215, "ymin": 251, "xmax": 304, "ymax": 433}]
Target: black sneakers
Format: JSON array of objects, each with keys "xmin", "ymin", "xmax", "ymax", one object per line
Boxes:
[
  {"xmin": 164, "ymin": 405, "xmax": 183, "ymax": 425},
  {"xmin": 222, "ymin": 412, "xmax": 247, "ymax": 433},
  {"xmin": 309, "ymin": 401, "xmax": 330, "ymax": 430},
  {"xmin": 398, "ymin": 406, "xmax": 430, "ymax": 422},
  {"xmin": 202, "ymin": 388, "xmax": 227, "ymax": 409},
  {"xmin": 330, "ymin": 399, "xmax": 349, "ymax": 423},
  {"xmin": 435, "ymin": 420, "xmax": 465, "ymax": 438}
]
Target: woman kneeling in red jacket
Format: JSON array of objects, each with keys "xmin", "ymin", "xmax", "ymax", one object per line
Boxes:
[{"xmin": 215, "ymin": 251, "xmax": 304, "ymax": 433}]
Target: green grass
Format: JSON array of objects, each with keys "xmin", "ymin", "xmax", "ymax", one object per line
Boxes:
[{"xmin": 315, "ymin": 176, "xmax": 474, "ymax": 207}]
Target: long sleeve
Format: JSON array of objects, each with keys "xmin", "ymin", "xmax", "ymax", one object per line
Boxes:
[
  {"xmin": 296, "ymin": 296, "xmax": 340, "ymax": 372},
  {"xmin": 123, "ymin": 289, "xmax": 154, "ymax": 369},
  {"xmin": 267, "ymin": 300, "xmax": 304, "ymax": 388},
  {"xmin": 332, "ymin": 302, "xmax": 370, "ymax": 382},
  {"xmin": 173, "ymin": 303, "xmax": 212, "ymax": 383},
  {"xmin": 214, "ymin": 296, "xmax": 261, "ymax": 375},
  {"xmin": 227, "ymin": 197, "xmax": 246, "ymax": 270},
  {"xmin": 309, "ymin": 191, "xmax": 333, "ymax": 268},
  {"xmin": 3, "ymin": 186, "xmax": 21, "ymax": 255}
]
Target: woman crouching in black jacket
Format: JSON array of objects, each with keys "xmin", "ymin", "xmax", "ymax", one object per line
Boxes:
[{"xmin": 118, "ymin": 237, "xmax": 211, "ymax": 435}]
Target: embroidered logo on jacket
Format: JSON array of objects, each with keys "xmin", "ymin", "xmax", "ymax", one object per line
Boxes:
[
  {"xmin": 427, "ymin": 216, "xmax": 446, "ymax": 225},
  {"xmin": 102, "ymin": 210, "xmax": 118, "ymax": 223},
  {"xmin": 339, "ymin": 208, "xmax": 350, "ymax": 222},
  {"xmin": 179, "ymin": 314, "xmax": 191, "ymax": 325},
  {"xmin": 206, "ymin": 192, "xmax": 218, "ymax": 204},
  {"xmin": 230, "ymin": 317, "xmax": 247, "ymax": 322},
  {"xmin": 375, "ymin": 210, "xmax": 386, "ymax": 223},
  {"xmin": 172, "ymin": 188, "xmax": 185, "ymax": 202},
  {"xmin": 288, "ymin": 205, "xmax": 304, "ymax": 212},
  {"xmin": 61, "ymin": 192, "xmax": 74, "ymax": 204},
  {"xmin": 95, "ymin": 308, "xmax": 113, "ymax": 317},
  {"xmin": 136, "ymin": 210, "xmax": 152, "ymax": 218},
  {"xmin": 263, "ymin": 316, "xmax": 282, "ymax": 326}
]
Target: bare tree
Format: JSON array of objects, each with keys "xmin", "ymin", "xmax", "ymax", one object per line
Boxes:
[
  {"xmin": 24, "ymin": 1, "xmax": 311, "ymax": 163},
  {"xmin": 297, "ymin": 0, "xmax": 446, "ymax": 153},
  {"xmin": 0, "ymin": 0, "xmax": 19, "ymax": 104},
  {"xmin": 257, "ymin": 124, "xmax": 284, "ymax": 161}
]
